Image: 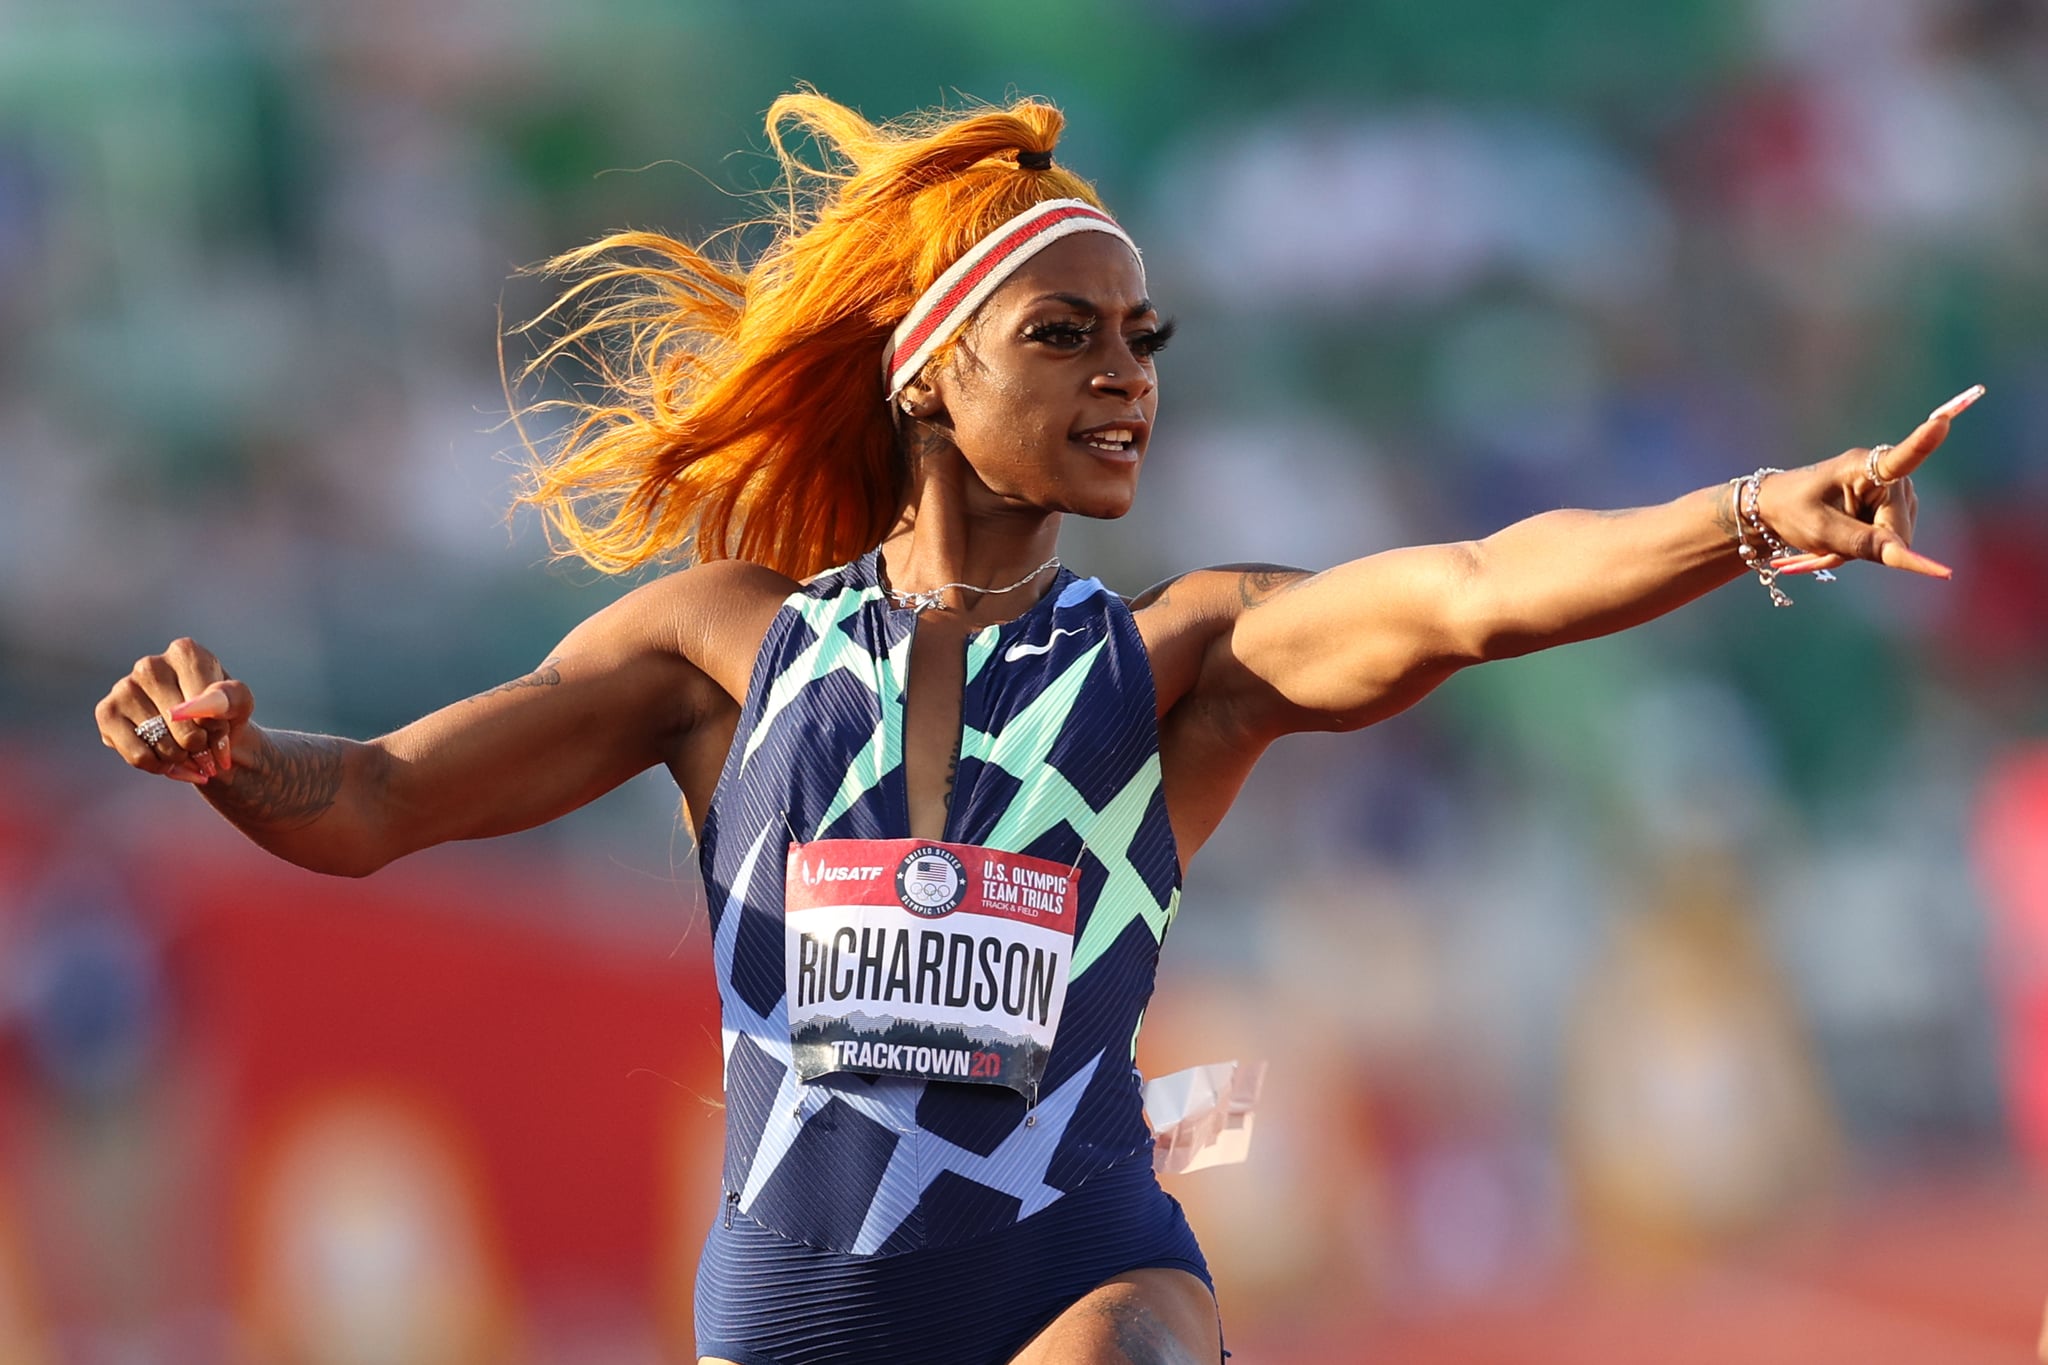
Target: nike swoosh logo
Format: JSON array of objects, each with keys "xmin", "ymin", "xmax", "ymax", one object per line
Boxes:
[{"xmin": 1004, "ymin": 627, "xmax": 1087, "ymax": 663}]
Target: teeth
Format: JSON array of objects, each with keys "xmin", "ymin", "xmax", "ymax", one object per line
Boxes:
[{"xmin": 1079, "ymin": 428, "xmax": 1133, "ymax": 449}]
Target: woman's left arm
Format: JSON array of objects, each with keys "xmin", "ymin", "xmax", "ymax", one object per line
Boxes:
[{"xmin": 1215, "ymin": 385, "xmax": 1978, "ymax": 736}]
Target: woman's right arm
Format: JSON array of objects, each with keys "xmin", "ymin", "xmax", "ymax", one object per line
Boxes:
[{"xmin": 92, "ymin": 560, "xmax": 786, "ymax": 877}]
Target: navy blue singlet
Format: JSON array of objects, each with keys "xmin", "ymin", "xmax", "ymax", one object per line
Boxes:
[{"xmin": 694, "ymin": 550, "xmax": 1209, "ymax": 1364}]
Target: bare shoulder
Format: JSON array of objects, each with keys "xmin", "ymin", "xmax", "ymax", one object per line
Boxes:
[
  {"xmin": 638, "ymin": 556, "xmax": 798, "ymax": 695},
  {"xmin": 1127, "ymin": 563, "xmax": 1319, "ymax": 865},
  {"xmin": 605, "ymin": 558, "xmax": 797, "ymax": 702},
  {"xmin": 1128, "ymin": 563, "xmax": 1316, "ymax": 716}
]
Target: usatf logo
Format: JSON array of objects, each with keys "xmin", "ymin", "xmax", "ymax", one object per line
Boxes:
[
  {"xmin": 894, "ymin": 846, "xmax": 967, "ymax": 917},
  {"xmin": 800, "ymin": 859, "xmax": 884, "ymax": 886}
]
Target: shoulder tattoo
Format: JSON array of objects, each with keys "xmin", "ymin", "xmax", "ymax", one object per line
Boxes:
[
  {"xmin": 1129, "ymin": 563, "xmax": 1313, "ymax": 614},
  {"xmin": 1127, "ymin": 574, "xmax": 1188, "ymax": 612},
  {"xmin": 1231, "ymin": 564, "xmax": 1312, "ymax": 610}
]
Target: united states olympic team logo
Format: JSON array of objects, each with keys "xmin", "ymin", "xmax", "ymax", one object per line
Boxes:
[{"xmin": 894, "ymin": 845, "xmax": 967, "ymax": 917}]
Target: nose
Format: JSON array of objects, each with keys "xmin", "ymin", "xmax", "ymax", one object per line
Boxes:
[{"xmin": 1089, "ymin": 344, "xmax": 1154, "ymax": 403}]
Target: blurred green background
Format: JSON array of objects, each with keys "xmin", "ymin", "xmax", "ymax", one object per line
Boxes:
[{"xmin": 3, "ymin": 1, "xmax": 2046, "ymax": 1360}]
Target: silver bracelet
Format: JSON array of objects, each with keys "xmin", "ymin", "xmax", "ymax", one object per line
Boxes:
[{"xmin": 1731, "ymin": 467, "xmax": 1833, "ymax": 607}]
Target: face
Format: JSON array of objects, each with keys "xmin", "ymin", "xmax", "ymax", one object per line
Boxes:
[{"xmin": 905, "ymin": 231, "xmax": 1169, "ymax": 520}]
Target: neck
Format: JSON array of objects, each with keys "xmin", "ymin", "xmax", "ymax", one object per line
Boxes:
[{"xmin": 878, "ymin": 435, "xmax": 1062, "ymax": 624}]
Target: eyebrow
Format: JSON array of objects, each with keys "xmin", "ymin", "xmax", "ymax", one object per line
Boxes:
[{"xmin": 1027, "ymin": 291, "xmax": 1157, "ymax": 318}]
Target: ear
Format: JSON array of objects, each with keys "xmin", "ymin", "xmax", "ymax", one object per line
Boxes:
[{"xmin": 896, "ymin": 376, "xmax": 944, "ymax": 422}]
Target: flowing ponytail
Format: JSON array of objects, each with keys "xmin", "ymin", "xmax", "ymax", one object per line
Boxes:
[{"xmin": 510, "ymin": 90, "xmax": 1107, "ymax": 579}]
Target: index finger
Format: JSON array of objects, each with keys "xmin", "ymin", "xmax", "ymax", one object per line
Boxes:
[
  {"xmin": 170, "ymin": 681, "xmax": 239, "ymax": 723},
  {"xmin": 1875, "ymin": 383, "xmax": 1984, "ymax": 482}
]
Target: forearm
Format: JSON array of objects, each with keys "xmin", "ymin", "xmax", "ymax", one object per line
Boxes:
[
  {"xmin": 200, "ymin": 726, "xmax": 401, "ymax": 877},
  {"xmin": 1224, "ymin": 393, "xmax": 1968, "ymax": 736},
  {"xmin": 1225, "ymin": 482, "xmax": 1749, "ymax": 730},
  {"xmin": 1460, "ymin": 482, "xmax": 1745, "ymax": 659}
]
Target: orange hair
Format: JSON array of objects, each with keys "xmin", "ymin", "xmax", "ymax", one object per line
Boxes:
[{"xmin": 510, "ymin": 90, "xmax": 1109, "ymax": 579}]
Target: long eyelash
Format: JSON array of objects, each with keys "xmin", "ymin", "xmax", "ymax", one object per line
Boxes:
[
  {"xmin": 1134, "ymin": 319, "xmax": 1177, "ymax": 357},
  {"xmin": 1024, "ymin": 320, "xmax": 1093, "ymax": 343}
]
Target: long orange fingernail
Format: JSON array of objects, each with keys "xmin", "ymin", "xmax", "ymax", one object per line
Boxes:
[
  {"xmin": 1931, "ymin": 384, "xmax": 1985, "ymax": 421},
  {"xmin": 166, "ymin": 767, "xmax": 207, "ymax": 785},
  {"xmin": 170, "ymin": 691, "xmax": 227, "ymax": 722}
]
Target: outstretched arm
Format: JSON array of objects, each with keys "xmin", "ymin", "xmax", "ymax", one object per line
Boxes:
[
  {"xmin": 1171, "ymin": 385, "xmax": 1976, "ymax": 740},
  {"xmin": 93, "ymin": 560, "xmax": 785, "ymax": 876}
]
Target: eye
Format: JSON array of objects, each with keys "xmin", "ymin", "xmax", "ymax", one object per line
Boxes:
[
  {"xmin": 1130, "ymin": 319, "xmax": 1176, "ymax": 359},
  {"xmin": 1022, "ymin": 320, "xmax": 1093, "ymax": 349}
]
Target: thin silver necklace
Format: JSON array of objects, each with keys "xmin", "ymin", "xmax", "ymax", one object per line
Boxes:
[{"xmin": 885, "ymin": 554, "xmax": 1061, "ymax": 616}]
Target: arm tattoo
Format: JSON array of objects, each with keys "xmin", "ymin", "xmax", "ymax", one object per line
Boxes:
[
  {"xmin": 1711, "ymin": 482, "xmax": 1740, "ymax": 541},
  {"xmin": 1234, "ymin": 564, "xmax": 1311, "ymax": 610},
  {"xmin": 474, "ymin": 656, "xmax": 563, "ymax": 700},
  {"xmin": 207, "ymin": 730, "xmax": 350, "ymax": 830},
  {"xmin": 1131, "ymin": 564, "xmax": 1312, "ymax": 614}
]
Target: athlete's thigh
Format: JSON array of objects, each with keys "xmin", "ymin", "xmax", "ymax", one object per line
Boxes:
[{"xmin": 1008, "ymin": 1267, "xmax": 1220, "ymax": 1365}]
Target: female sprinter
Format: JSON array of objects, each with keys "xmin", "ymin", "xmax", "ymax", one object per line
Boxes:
[{"xmin": 94, "ymin": 92, "xmax": 1977, "ymax": 1365}]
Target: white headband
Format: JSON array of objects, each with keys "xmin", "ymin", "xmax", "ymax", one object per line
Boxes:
[{"xmin": 884, "ymin": 197, "xmax": 1140, "ymax": 401}]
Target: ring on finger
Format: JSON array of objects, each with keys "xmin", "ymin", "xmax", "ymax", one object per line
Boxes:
[
  {"xmin": 135, "ymin": 715, "xmax": 172, "ymax": 747},
  {"xmin": 1865, "ymin": 443, "xmax": 1898, "ymax": 489}
]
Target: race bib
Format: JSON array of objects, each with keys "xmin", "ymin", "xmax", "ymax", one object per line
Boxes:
[{"xmin": 785, "ymin": 838, "xmax": 1080, "ymax": 1099}]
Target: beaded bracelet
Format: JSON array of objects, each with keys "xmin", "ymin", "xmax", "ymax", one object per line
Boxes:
[{"xmin": 1730, "ymin": 467, "xmax": 1834, "ymax": 607}]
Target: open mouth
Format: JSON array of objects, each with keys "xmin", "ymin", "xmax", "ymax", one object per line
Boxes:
[{"xmin": 1072, "ymin": 423, "xmax": 1144, "ymax": 457}]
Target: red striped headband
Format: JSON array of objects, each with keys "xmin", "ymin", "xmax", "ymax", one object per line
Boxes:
[{"xmin": 884, "ymin": 197, "xmax": 1140, "ymax": 401}]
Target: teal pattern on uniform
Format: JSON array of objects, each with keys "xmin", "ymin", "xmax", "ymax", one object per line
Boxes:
[{"xmin": 699, "ymin": 548, "xmax": 1183, "ymax": 1255}]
